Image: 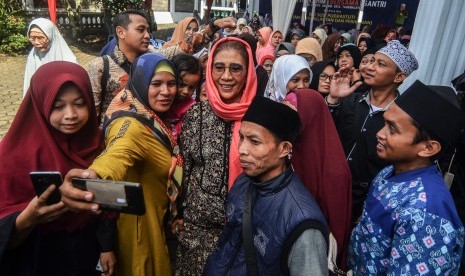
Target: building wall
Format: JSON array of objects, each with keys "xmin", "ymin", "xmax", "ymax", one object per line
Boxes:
[{"xmin": 154, "ymin": 0, "xmax": 170, "ymax": 12}]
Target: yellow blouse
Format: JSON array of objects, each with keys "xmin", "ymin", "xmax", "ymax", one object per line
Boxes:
[{"xmin": 90, "ymin": 116, "xmax": 172, "ymax": 275}]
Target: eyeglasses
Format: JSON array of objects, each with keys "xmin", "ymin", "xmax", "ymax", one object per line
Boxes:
[
  {"xmin": 212, "ymin": 63, "xmax": 244, "ymax": 76},
  {"xmin": 29, "ymin": 36, "xmax": 47, "ymax": 43},
  {"xmin": 319, "ymin": 73, "xmax": 333, "ymax": 82}
]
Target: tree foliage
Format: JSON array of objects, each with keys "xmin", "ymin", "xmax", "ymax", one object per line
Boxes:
[
  {"xmin": 0, "ymin": 0, "xmax": 29, "ymax": 55},
  {"xmin": 96, "ymin": 0, "xmax": 145, "ymax": 17}
]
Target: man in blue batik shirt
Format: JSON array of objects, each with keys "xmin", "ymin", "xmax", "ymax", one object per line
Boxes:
[{"xmin": 348, "ymin": 80, "xmax": 465, "ymax": 275}]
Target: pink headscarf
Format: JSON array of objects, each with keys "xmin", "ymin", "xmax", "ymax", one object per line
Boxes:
[
  {"xmin": 256, "ymin": 27, "xmax": 272, "ymax": 51},
  {"xmin": 256, "ymin": 29, "xmax": 282, "ymax": 64},
  {"xmin": 206, "ymin": 37, "xmax": 258, "ymax": 190}
]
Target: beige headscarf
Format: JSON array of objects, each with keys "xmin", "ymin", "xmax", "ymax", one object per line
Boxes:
[
  {"xmin": 295, "ymin": 38, "xmax": 323, "ymax": 61},
  {"xmin": 312, "ymin": 28, "xmax": 328, "ymax": 45},
  {"xmin": 162, "ymin": 17, "xmax": 199, "ymax": 48}
]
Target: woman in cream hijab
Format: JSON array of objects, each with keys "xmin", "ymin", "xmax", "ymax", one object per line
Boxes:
[
  {"xmin": 296, "ymin": 37, "xmax": 323, "ymax": 67},
  {"xmin": 23, "ymin": 18, "xmax": 77, "ymax": 97},
  {"xmin": 312, "ymin": 28, "xmax": 328, "ymax": 45},
  {"xmin": 162, "ymin": 17, "xmax": 199, "ymax": 49}
]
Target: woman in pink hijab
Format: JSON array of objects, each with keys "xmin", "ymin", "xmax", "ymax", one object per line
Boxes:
[
  {"xmin": 256, "ymin": 29, "xmax": 283, "ymax": 65},
  {"xmin": 255, "ymin": 26, "xmax": 272, "ymax": 51}
]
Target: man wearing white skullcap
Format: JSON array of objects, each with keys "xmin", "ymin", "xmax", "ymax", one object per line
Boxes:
[{"xmin": 325, "ymin": 40, "xmax": 418, "ymax": 223}]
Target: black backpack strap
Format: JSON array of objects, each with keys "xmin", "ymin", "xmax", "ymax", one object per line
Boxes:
[
  {"xmin": 242, "ymin": 184, "xmax": 259, "ymax": 276},
  {"xmin": 99, "ymin": 55, "xmax": 110, "ymax": 122},
  {"xmin": 280, "ymin": 219, "xmax": 328, "ymax": 275}
]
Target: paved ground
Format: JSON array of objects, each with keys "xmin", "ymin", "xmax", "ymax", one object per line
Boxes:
[{"xmin": 0, "ymin": 42, "xmax": 100, "ymax": 138}]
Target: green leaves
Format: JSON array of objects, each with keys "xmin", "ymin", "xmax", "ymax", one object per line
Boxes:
[{"xmin": 0, "ymin": 1, "xmax": 28, "ymax": 55}]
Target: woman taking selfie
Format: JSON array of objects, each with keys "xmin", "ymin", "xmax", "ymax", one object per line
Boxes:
[{"xmin": 0, "ymin": 61, "xmax": 104, "ymax": 275}]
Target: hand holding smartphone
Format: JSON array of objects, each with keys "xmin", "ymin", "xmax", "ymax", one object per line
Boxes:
[
  {"xmin": 29, "ymin": 171, "xmax": 63, "ymax": 205},
  {"xmin": 72, "ymin": 178, "xmax": 145, "ymax": 215}
]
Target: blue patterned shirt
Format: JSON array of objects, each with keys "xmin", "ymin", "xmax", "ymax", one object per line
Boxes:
[{"xmin": 348, "ymin": 165, "xmax": 464, "ymax": 275}]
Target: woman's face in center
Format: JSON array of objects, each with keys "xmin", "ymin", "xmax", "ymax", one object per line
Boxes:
[
  {"xmin": 263, "ymin": 59, "xmax": 274, "ymax": 76},
  {"xmin": 49, "ymin": 84, "xmax": 89, "ymax": 135},
  {"xmin": 271, "ymin": 32, "xmax": 283, "ymax": 47},
  {"xmin": 184, "ymin": 21, "xmax": 199, "ymax": 41},
  {"xmin": 29, "ymin": 27, "xmax": 50, "ymax": 53},
  {"xmin": 286, "ymin": 69, "xmax": 311, "ymax": 92},
  {"xmin": 318, "ymin": 65, "xmax": 335, "ymax": 95},
  {"xmin": 358, "ymin": 41, "xmax": 367, "ymax": 53},
  {"xmin": 337, "ymin": 50, "xmax": 354, "ymax": 68},
  {"xmin": 212, "ymin": 48, "xmax": 248, "ymax": 104},
  {"xmin": 148, "ymin": 71, "xmax": 177, "ymax": 113},
  {"xmin": 359, "ymin": 53, "xmax": 374, "ymax": 78},
  {"xmin": 291, "ymin": 35, "xmax": 300, "ymax": 47}
]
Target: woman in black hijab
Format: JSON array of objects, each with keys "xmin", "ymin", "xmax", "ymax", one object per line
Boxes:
[{"xmin": 310, "ymin": 60, "xmax": 337, "ymax": 97}]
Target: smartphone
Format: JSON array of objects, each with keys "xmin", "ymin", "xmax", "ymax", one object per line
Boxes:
[
  {"xmin": 29, "ymin": 171, "xmax": 63, "ymax": 205},
  {"xmin": 72, "ymin": 178, "xmax": 146, "ymax": 215}
]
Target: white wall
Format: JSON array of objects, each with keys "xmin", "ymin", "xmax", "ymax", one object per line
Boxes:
[{"xmin": 400, "ymin": 0, "xmax": 465, "ymax": 91}]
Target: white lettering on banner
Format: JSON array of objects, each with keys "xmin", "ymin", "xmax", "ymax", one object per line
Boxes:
[{"xmin": 365, "ymin": 1, "xmax": 387, "ymax": 8}]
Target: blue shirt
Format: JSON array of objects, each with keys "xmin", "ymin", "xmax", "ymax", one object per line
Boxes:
[{"xmin": 348, "ymin": 165, "xmax": 464, "ymax": 275}]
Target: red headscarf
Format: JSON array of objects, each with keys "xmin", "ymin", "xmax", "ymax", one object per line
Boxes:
[
  {"xmin": 288, "ymin": 89, "xmax": 352, "ymax": 270},
  {"xmin": 258, "ymin": 54, "xmax": 274, "ymax": 66},
  {"xmin": 206, "ymin": 37, "xmax": 257, "ymax": 190},
  {"xmin": 0, "ymin": 61, "xmax": 102, "ymax": 232}
]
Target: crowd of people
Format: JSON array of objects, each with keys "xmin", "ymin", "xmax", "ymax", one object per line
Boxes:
[{"xmin": 1, "ymin": 7, "xmax": 465, "ymax": 276}]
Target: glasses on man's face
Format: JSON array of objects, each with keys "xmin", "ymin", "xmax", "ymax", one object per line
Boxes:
[
  {"xmin": 29, "ymin": 36, "xmax": 47, "ymax": 43},
  {"xmin": 319, "ymin": 73, "xmax": 333, "ymax": 82},
  {"xmin": 212, "ymin": 63, "xmax": 244, "ymax": 76}
]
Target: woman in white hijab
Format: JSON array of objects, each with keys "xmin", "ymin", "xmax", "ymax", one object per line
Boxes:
[
  {"xmin": 312, "ymin": 28, "xmax": 328, "ymax": 45},
  {"xmin": 264, "ymin": 54, "xmax": 312, "ymax": 102},
  {"xmin": 233, "ymin": 18, "xmax": 248, "ymax": 34},
  {"xmin": 23, "ymin": 18, "xmax": 77, "ymax": 96}
]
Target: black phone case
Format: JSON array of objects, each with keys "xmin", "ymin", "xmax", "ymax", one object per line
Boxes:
[
  {"xmin": 72, "ymin": 178, "xmax": 146, "ymax": 215},
  {"xmin": 29, "ymin": 172, "xmax": 62, "ymax": 205}
]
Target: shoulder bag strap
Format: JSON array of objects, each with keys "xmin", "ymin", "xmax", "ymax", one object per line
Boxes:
[
  {"xmin": 99, "ymin": 55, "xmax": 110, "ymax": 122},
  {"xmin": 242, "ymin": 184, "xmax": 259, "ymax": 276}
]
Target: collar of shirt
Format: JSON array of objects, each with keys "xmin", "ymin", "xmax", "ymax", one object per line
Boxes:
[{"xmin": 359, "ymin": 90, "xmax": 400, "ymax": 113}]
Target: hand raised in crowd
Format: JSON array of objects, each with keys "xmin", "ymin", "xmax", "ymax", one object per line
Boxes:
[
  {"xmin": 16, "ymin": 185, "xmax": 68, "ymax": 230},
  {"xmin": 185, "ymin": 17, "xmax": 236, "ymax": 53},
  {"xmin": 100, "ymin": 251, "xmax": 116, "ymax": 276},
  {"xmin": 327, "ymin": 65, "xmax": 363, "ymax": 104},
  {"xmin": 214, "ymin": 16, "xmax": 236, "ymax": 30},
  {"xmin": 60, "ymin": 168, "xmax": 101, "ymax": 213},
  {"xmin": 181, "ymin": 32, "xmax": 204, "ymax": 54}
]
